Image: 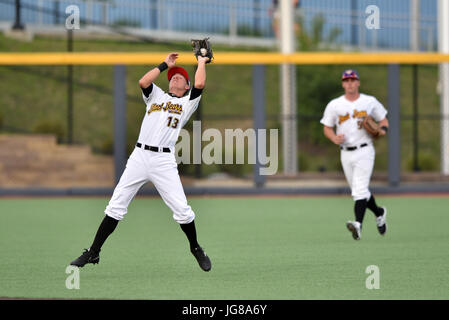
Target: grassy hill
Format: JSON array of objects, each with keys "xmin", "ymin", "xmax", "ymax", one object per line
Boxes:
[{"xmin": 0, "ymin": 33, "xmax": 442, "ymax": 175}]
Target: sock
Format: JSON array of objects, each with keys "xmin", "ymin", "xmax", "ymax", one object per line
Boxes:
[
  {"xmin": 90, "ymin": 215, "xmax": 119, "ymax": 253},
  {"xmin": 367, "ymin": 195, "xmax": 384, "ymax": 217},
  {"xmin": 180, "ymin": 220, "xmax": 199, "ymax": 250},
  {"xmin": 354, "ymin": 199, "xmax": 368, "ymax": 225}
]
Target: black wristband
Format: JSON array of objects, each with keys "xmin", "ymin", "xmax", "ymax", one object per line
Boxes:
[
  {"xmin": 381, "ymin": 126, "xmax": 388, "ymax": 133},
  {"xmin": 157, "ymin": 62, "xmax": 168, "ymax": 73}
]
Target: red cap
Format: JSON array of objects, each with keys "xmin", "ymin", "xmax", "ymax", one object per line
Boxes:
[{"xmin": 167, "ymin": 66, "xmax": 189, "ymax": 84}]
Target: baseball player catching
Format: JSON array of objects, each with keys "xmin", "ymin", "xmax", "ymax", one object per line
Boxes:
[
  {"xmin": 320, "ymin": 69, "xmax": 389, "ymax": 240},
  {"xmin": 70, "ymin": 52, "xmax": 212, "ymax": 271}
]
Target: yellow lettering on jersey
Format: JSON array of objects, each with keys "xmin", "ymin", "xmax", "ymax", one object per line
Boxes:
[
  {"xmin": 148, "ymin": 103, "xmax": 164, "ymax": 115},
  {"xmin": 164, "ymin": 101, "xmax": 183, "ymax": 115},
  {"xmin": 338, "ymin": 113, "xmax": 350, "ymax": 125},
  {"xmin": 353, "ymin": 109, "xmax": 368, "ymax": 119}
]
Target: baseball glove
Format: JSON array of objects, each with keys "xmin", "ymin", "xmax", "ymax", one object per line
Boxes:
[
  {"xmin": 362, "ymin": 116, "xmax": 381, "ymax": 137},
  {"xmin": 191, "ymin": 37, "xmax": 213, "ymax": 63}
]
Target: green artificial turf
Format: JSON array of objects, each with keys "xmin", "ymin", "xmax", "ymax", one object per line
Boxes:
[{"xmin": 0, "ymin": 196, "xmax": 448, "ymax": 300}]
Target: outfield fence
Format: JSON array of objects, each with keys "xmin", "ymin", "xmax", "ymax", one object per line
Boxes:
[{"xmin": 0, "ymin": 51, "xmax": 448, "ymax": 192}]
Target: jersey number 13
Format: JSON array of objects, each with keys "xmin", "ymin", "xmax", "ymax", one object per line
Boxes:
[{"xmin": 167, "ymin": 116, "xmax": 179, "ymax": 129}]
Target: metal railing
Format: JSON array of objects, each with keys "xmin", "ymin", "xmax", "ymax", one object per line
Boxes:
[{"xmin": 0, "ymin": 0, "xmax": 438, "ymax": 50}]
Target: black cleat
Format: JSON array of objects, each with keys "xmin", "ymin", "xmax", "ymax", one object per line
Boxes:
[
  {"xmin": 70, "ymin": 248, "xmax": 100, "ymax": 267},
  {"xmin": 376, "ymin": 207, "xmax": 387, "ymax": 236},
  {"xmin": 191, "ymin": 246, "xmax": 211, "ymax": 272},
  {"xmin": 346, "ymin": 221, "xmax": 362, "ymax": 240}
]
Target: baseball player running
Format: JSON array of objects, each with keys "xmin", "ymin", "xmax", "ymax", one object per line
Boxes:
[
  {"xmin": 70, "ymin": 52, "xmax": 211, "ymax": 271},
  {"xmin": 320, "ymin": 69, "xmax": 389, "ymax": 240}
]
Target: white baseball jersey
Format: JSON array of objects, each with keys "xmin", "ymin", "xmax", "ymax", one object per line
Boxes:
[
  {"xmin": 139, "ymin": 83, "xmax": 202, "ymax": 148},
  {"xmin": 104, "ymin": 83, "xmax": 202, "ymax": 224},
  {"xmin": 321, "ymin": 93, "xmax": 387, "ymax": 201},
  {"xmin": 320, "ymin": 93, "xmax": 387, "ymax": 147}
]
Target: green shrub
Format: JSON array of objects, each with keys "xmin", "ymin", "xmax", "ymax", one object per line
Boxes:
[
  {"xmin": 296, "ymin": 65, "xmax": 343, "ymax": 145},
  {"xmin": 112, "ymin": 19, "xmax": 141, "ymax": 28},
  {"xmin": 215, "ymin": 143, "xmax": 253, "ymax": 177},
  {"xmin": 33, "ymin": 120, "xmax": 65, "ymax": 143},
  {"xmin": 298, "ymin": 153, "xmax": 310, "ymax": 171},
  {"xmin": 406, "ymin": 153, "xmax": 439, "ymax": 171},
  {"xmin": 237, "ymin": 25, "xmax": 263, "ymax": 37},
  {"xmin": 217, "ymin": 163, "xmax": 247, "ymax": 177},
  {"xmin": 99, "ymin": 137, "xmax": 114, "ymax": 155},
  {"xmin": 296, "ymin": 13, "xmax": 342, "ymax": 51}
]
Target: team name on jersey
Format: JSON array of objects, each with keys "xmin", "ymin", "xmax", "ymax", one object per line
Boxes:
[
  {"xmin": 148, "ymin": 102, "xmax": 183, "ymax": 116},
  {"xmin": 353, "ymin": 109, "xmax": 368, "ymax": 119},
  {"xmin": 338, "ymin": 109, "xmax": 367, "ymax": 124},
  {"xmin": 338, "ymin": 113, "xmax": 350, "ymax": 124}
]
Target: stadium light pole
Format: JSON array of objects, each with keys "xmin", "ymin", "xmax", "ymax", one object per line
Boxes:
[
  {"xmin": 410, "ymin": 0, "xmax": 420, "ymax": 171},
  {"xmin": 388, "ymin": 64, "xmax": 401, "ymax": 187},
  {"xmin": 410, "ymin": 0, "xmax": 420, "ymax": 51},
  {"xmin": 12, "ymin": 0, "xmax": 24, "ymax": 30},
  {"xmin": 253, "ymin": 65, "xmax": 266, "ymax": 188},
  {"xmin": 438, "ymin": 0, "xmax": 449, "ymax": 175},
  {"xmin": 412, "ymin": 65, "xmax": 419, "ymax": 171},
  {"xmin": 350, "ymin": 0, "xmax": 358, "ymax": 46},
  {"xmin": 67, "ymin": 29, "xmax": 74, "ymax": 145},
  {"xmin": 150, "ymin": 0, "xmax": 158, "ymax": 29},
  {"xmin": 114, "ymin": 65, "xmax": 127, "ymax": 184},
  {"xmin": 194, "ymin": 100, "xmax": 202, "ymax": 179},
  {"xmin": 53, "ymin": 0, "xmax": 60, "ymax": 25},
  {"xmin": 253, "ymin": 0, "xmax": 260, "ymax": 35},
  {"xmin": 280, "ymin": 0, "xmax": 297, "ymax": 175}
]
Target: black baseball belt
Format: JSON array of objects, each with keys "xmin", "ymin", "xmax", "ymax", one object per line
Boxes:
[
  {"xmin": 136, "ymin": 142, "xmax": 171, "ymax": 153},
  {"xmin": 340, "ymin": 143, "xmax": 368, "ymax": 151}
]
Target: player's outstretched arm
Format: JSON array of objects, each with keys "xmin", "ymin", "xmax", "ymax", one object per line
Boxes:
[
  {"xmin": 194, "ymin": 56, "xmax": 209, "ymax": 89},
  {"xmin": 323, "ymin": 125, "xmax": 345, "ymax": 145},
  {"xmin": 139, "ymin": 52, "xmax": 178, "ymax": 89}
]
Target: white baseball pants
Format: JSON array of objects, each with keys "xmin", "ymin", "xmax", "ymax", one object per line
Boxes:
[
  {"xmin": 104, "ymin": 147, "xmax": 195, "ymax": 224},
  {"xmin": 340, "ymin": 144, "xmax": 375, "ymax": 201}
]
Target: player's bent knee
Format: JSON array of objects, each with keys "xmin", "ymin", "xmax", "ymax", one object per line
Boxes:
[
  {"xmin": 352, "ymin": 191, "xmax": 371, "ymax": 202},
  {"xmin": 173, "ymin": 208, "xmax": 195, "ymax": 224},
  {"xmin": 104, "ymin": 207, "xmax": 126, "ymax": 221}
]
